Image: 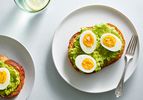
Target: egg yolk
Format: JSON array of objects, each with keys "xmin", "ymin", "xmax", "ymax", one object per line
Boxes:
[
  {"xmin": 82, "ymin": 58, "xmax": 94, "ymax": 70},
  {"xmin": 83, "ymin": 34, "xmax": 94, "ymax": 47},
  {"xmin": 0, "ymin": 71, "xmax": 7, "ymax": 84},
  {"xmin": 103, "ymin": 35, "xmax": 116, "ymax": 48}
]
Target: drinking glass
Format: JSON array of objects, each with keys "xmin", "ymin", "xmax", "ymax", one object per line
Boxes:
[{"xmin": 14, "ymin": 0, "xmax": 50, "ymax": 13}]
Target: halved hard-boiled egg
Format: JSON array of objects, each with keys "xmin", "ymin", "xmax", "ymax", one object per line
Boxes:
[
  {"xmin": 0, "ymin": 68, "xmax": 10, "ymax": 90},
  {"xmin": 80, "ymin": 30, "xmax": 97, "ymax": 54},
  {"xmin": 100, "ymin": 33, "xmax": 122, "ymax": 52},
  {"xmin": 75, "ymin": 55, "xmax": 96, "ymax": 73}
]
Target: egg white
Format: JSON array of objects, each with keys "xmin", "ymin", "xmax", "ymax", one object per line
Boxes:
[
  {"xmin": 0, "ymin": 68, "xmax": 10, "ymax": 90},
  {"xmin": 80, "ymin": 30, "xmax": 97, "ymax": 54},
  {"xmin": 100, "ymin": 33, "xmax": 122, "ymax": 52},
  {"xmin": 75, "ymin": 55, "xmax": 96, "ymax": 73}
]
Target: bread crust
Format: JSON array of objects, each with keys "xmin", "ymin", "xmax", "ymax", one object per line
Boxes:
[
  {"xmin": 0, "ymin": 55, "xmax": 25, "ymax": 98},
  {"xmin": 68, "ymin": 23, "xmax": 125, "ymax": 73}
]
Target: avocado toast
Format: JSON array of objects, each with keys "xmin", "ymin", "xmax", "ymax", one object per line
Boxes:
[
  {"xmin": 0, "ymin": 55, "xmax": 25, "ymax": 98},
  {"xmin": 68, "ymin": 23, "xmax": 125, "ymax": 73}
]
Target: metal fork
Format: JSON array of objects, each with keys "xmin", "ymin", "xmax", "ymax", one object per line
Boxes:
[{"xmin": 115, "ymin": 35, "xmax": 138, "ymax": 97}]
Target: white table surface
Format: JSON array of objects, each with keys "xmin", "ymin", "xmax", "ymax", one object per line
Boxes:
[{"xmin": 0, "ymin": 0, "xmax": 143, "ymax": 100}]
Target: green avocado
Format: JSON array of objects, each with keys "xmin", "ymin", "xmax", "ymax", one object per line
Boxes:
[
  {"xmin": 0, "ymin": 61, "xmax": 20, "ymax": 96},
  {"xmin": 68, "ymin": 23, "xmax": 123, "ymax": 72}
]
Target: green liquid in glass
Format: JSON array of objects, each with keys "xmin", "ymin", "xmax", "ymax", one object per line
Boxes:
[{"xmin": 15, "ymin": 0, "xmax": 50, "ymax": 12}]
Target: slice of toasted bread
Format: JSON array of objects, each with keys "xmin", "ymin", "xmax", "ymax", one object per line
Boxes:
[
  {"xmin": 0, "ymin": 55, "xmax": 25, "ymax": 98},
  {"xmin": 68, "ymin": 23, "xmax": 125, "ymax": 73}
]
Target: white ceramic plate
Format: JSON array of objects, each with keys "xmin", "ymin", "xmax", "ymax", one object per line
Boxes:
[
  {"xmin": 0, "ymin": 35, "xmax": 35, "ymax": 100},
  {"xmin": 52, "ymin": 5, "xmax": 140, "ymax": 93}
]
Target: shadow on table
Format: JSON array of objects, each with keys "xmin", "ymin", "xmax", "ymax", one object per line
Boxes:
[
  {"xmin": 0, "ymin": 6, "xmax": 18, "ymax": 31},
  {"xmin": 0, "ymin": 5, "xmax": 45, "ymax": 40},
  {"xmin": 45, "ymin": 46, "xmax": 136, "ymax": 100}
]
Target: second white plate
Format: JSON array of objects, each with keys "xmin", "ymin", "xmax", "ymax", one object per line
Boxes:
[
  {"xmin": 52, "ymin": 5, "xmax": 140, "ymax": 93},
  {"xmin": 0, "ymin": 35, "xmax": 35, "ymax": 100}
]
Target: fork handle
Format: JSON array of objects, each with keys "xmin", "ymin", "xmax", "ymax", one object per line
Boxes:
[{"xmin": 115, "ymin": 56, "xmax": 130, "ymax": 97}]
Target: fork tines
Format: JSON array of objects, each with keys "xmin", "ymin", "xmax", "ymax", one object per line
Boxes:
[{"xmin": 126, "ymin": 35, "xmax": 138, "ymax": 55}]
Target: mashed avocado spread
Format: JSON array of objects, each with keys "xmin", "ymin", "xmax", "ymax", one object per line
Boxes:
[
  {"xmin": 0, "ymin": 61, "xmax": 20, "ymax": 96},
  {"xmin": 68, "ymin": 24, "xmax": 123, "ymax": 72}
]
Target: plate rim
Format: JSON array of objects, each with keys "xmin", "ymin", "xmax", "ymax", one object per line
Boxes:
[
  {"xmin": 0, "ymin": 35, "xmax": 35, "ymax": 99},
  {"xmin": 52, "ymin": 4, "xmax": 141, "ymax": 93}
]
